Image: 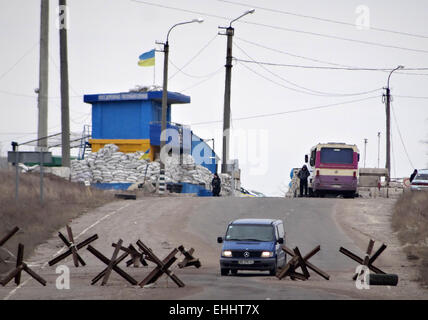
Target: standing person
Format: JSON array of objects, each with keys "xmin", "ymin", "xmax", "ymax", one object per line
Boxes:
[
  {"xmin": 410, "ymin": 169, "xmax": 418, "ymax": 182},
  {"xmin": 297, "ymin": 165, "xmax": 310, "ymax": 197},
  {"xmin": 212, "ymin": 173, "xmax": 221, "ymax": 197}
]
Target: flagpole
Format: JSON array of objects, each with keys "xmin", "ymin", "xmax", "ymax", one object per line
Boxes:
[{"xmin": 153, "ymin": 51, "xmax": 156, "ymax": 86}]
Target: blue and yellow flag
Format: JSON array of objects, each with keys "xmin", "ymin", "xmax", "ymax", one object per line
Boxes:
[
  {"xmin": 139, "ymin": 148, "xmax": 151, "ymax": 160},
  {"xmin": 138, "ymin": 49, "xmax": 155, "ymax": 67}
]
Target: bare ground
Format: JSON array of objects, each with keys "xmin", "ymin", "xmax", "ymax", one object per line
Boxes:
[
  {"xmin": 331, "ymin": 198, "xmax": 427, "ymax": 298},
  {"xmin": 0, "ymin": 169, "xmax": 115, "ymax": 274},
  {"xmin": 391, "ymin": 191, "xmax": 428, "ymax": 286}
]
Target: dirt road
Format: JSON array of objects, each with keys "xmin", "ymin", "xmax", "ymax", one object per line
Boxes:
[{"xmin": 0, "ymin": 196, "xmax": 426, "ymax": 300}]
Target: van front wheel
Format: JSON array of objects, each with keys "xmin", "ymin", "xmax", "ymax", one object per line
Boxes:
[
  {"xmin": 221, "ymin": 268, "xmax": 229, "ymax": 276},
  {"xmin": 269, "ymin": 261, "xmax": 277, "ymax": 276}
]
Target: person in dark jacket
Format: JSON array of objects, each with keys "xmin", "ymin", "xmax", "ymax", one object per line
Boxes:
[
  {"xmin": 212, "ymin": 173, "xmax": 221, "ymax": 197},
  {"xmin": 410, "ymin": 169, "xmax": 418, "ymax": 183},
  {"xmin": 297, "ymin": 165, "xmax": 311, "ymax": 197}
]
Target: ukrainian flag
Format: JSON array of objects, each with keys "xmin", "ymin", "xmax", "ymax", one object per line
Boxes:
[
  {"xmin": 138, "ymin": 49, "xmax": 155, "ymax": 67},
  {"xmin": 139, "ymin": 148, "xmax": 151, "ymax": 160}
]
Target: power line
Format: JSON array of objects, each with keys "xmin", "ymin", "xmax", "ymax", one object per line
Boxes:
[
  {"xmin": 191, "ymin": 95, "xmax": 379, "ymax": 126},
  {"xmin": 238, "ymin": 59, "xmax": 322, "ymax": 95},
  {"xmin": 218, "ymin": 0, "xmax": 428, "ymax": 40},
  {"xmin": 391, "ymin": 129, "xmax": 397, "ymax": 178},
  {"xmin": 391, "ymin": 103, "xmax": 415, "ymax": 169},
  {"xmin": 170, "ymin": 60, "xmax": 223, "ymax": 79},
  {"xmin": 395, "ymin": 95, "xmax": 428, "ymax": 99},
  {"xmin": 179, "ymin": 66, "xmax": 224, "ymax": 92},
  {"xmin": 234, "ymin": 41, "xmax": 383, "ymax": 97},
  {"xmin": 238, "ymin": 60, "xmax": 383, "ymax": 100},
  {"xmin": 0, "ymin": 111, "xmax": 91, "ymax": 145},
  {"xmin": 0, "ymin": 132, "xmax": 38, "ymax": 135},
  {"xmin": 239, "ymin": 21, "xmax": 428, "ymax": 55},
  {"xmin": 0, "ymin": 90, "xmax": 82, "ymax": 99},
  {"xmin": 169, "ymin": 34, "xmax": 219, "ymax": 80},
  {"xmin": 48, "ymin": 52, "xmax": 83, "ymax": 98},
  {"xmin": 236, "ymin": 58, "xmax": 428, "ymax": 71},
  {"xmin": 0, "ymin": 90, "xmax": 36, "ymax": 98},
  {"xmin": 236, "ymin": 37, "xmax": 351, "ymax": 68},
  {"xmin": 236, "ymin": 37, "xmax": 428, "ymax": 76},
  {"xmin": 130, "ymin": 0, "xmax": 428, "ymax": 55},
  {"xmin": 0, "ymin": 41, "xmax": 39, "ymax": 83}
]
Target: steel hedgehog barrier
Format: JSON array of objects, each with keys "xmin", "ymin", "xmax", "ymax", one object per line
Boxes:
[
  {"xmin": 0, "ymin": 243, "xmax": 46, "ymax": 287},
  {"xmin": 1, "ymin": 225, "xmax": 397, "ymax": 289},
  {"xmin": 88, "ymin": 239, "xmax": 138, "ymax": 286},
  {"xmin": 0, "ymin": 227, "xmax": 19, "ymax": 265},
  {"xmin": 339, "ymin": 238, "xmax": 398, "ymax": 286},
  {"xmin": 112, "ymin": 242, "xmax": 148, "ymax": 267},
  {"xmin": 87, "ymin": 238, "xmax": 202, "ymax": 287},
  {"xmin": 48, "ymin": 225, "xmax": 98, "ymax": 267},
  {"xmin": 1, "ymin": 226, "xmax": 202, "ymax": 288},
  {"xmin": 276, "ymin": 245, "xmax": 330, "ymax": 281},
  {"xmin": 136, "ymin": 240, "xmax": 185, "ymax": 288}
]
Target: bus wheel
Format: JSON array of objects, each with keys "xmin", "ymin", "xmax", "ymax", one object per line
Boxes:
[{"xmin": 344, "ymin": 192, "xmax": 355, "ymax": 199}]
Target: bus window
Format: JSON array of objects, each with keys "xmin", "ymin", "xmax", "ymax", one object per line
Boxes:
[{"xmin": 320, "ymin": 148, "xmax": 353, "ymax": 164}]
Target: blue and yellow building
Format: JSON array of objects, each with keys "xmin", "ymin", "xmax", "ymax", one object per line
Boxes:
[{"xmin": 83, "ymin": 90, "xmax": 218, "ymax": 173}]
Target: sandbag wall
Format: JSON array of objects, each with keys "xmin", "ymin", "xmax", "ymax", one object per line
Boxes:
[{"xmin": 71, "ymin": 144, "xmax": 232, "ymax": 195}]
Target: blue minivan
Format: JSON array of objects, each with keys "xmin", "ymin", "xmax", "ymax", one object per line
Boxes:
[{"xmin": 217, "ymin": 219, "xmax": 286, "ymax": 276}]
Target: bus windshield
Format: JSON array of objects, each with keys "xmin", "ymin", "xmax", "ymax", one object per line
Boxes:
[
  {"xmin": 225, "ymin": 224, "xmax": 274, "ymax": 242},
  {"xmin": 320, "ymin": 148, "xmax": 353, "ymax": 164}
]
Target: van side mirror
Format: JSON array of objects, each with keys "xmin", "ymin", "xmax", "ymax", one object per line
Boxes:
[
  {"xmin": 305, "ymin": 155, "xmax": 308, "ymax": 163},
  {"xmin": 217, "ymin": 237, "xmax": 223, "ymax": 244},
  {"xmin": 277, "ymin": 237, "xmax": 284, "ymax": 244}
]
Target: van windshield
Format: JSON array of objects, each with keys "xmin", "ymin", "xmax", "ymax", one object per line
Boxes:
[{"xmin": 225, "ymin": 224, "xmax": 274, "ymax": 242}]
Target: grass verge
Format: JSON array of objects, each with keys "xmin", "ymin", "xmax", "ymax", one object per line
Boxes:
[
  {"xmin": 0, "ymin": 168, "xmax": 115, "ymax": 274},
  {"xmin": 391, "ymin": 191, "xmax": 428, "ymax": 287}
]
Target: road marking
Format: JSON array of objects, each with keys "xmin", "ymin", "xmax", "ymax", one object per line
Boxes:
[{"xmin": 3, "ymin": 202, "xmax": 132, "ymax": 300}]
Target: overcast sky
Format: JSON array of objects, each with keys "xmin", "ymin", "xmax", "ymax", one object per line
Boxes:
[{"xmin": 1, "ymin": 0, "xmax": 427, "ymax": 195}]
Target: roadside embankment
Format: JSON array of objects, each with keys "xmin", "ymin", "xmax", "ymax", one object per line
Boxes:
[
  {"xmin": 0, "ymin": 169, "xmax": 115, "ymax": 274},
  {"xmin": 392, "ymin": 191, "xmax": 428, "ymax": 286}
]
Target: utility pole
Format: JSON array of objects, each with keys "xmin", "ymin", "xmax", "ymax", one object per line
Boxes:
[
  {"xmin": 160, "ymin": 41, "xmax": 169, "ymax": 164},
  {"xmin": 37, "ymin": 0, "xmax": 49, "ymax": 150},
  {"xmin": 219, "ymin": 9, "xmax": 255, "ymax": 174},
  {"xmin": 377, "ymin": 132, "xmax": 381, "ymax": 168},
  {"xmin": 384, "ymin": 87, "xmax": 391, "ymax": 183},
  {"xmin": 158, "ymin": 19, "xmax": 203, "ymax": 194},
  {"xmin": 59, "ymin": 0, "xmax": 70, "ymax": 168},
  {"xmin": 363, "ymin": 138, "xmax": 368, "ymax": 168},
  {"xmin": 384, "ymin": 65, "xmax": 403, "ymax": 186},
  {"xmin": 159, "ymin": 40, "xmax": 169, "ymax": 195},
  {"xmin": 220, "ymin": 26, "xmax": 233, "ymax": 173}
]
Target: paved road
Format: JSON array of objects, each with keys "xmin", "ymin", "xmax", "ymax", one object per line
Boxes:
[
  {"xmin": 183, "ymin": 197, "xmax": 360, "ymax": 299},
  {"xmin": 0, "ymin": 197, "xmax": 397, "ymax": 300}
]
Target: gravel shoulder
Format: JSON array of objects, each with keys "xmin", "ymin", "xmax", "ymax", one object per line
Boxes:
[{"xmin": 330, "ymin": 198, "xmax": 427, "ymax": 299}]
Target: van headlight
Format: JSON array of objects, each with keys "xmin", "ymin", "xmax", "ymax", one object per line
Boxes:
[
  {"xmin": 222, "ymin": 250, "xmax": 232, "ymax": 257},
  {"xmin": 261, "ymin": 251, "xmax": 273, "ymax": 258}
]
